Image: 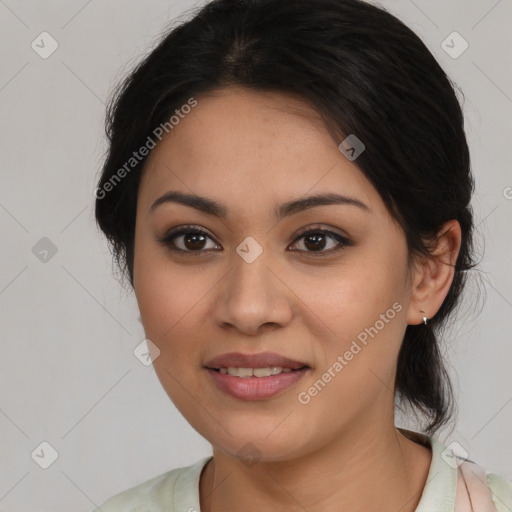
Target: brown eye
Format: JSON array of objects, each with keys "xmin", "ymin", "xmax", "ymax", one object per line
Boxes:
[
  {"xmin": 289, "ymin": 228, "xmax": 351, "ymax": 256},
  {"xmin": 157, "ymin": 225, "xmax": 220, "ymax": 253},
  {"xmin": 157, "ymin": 224, "xmax": 351, "ymax": 257}
]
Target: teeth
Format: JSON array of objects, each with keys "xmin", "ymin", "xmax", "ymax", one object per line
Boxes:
[
  {"xmin": 218, "ymin": 367, "xmax": 295, "ymax": 377},
  {"xmin": 233, "ymin": 367, "xmax": 254, "ymax": 378}
]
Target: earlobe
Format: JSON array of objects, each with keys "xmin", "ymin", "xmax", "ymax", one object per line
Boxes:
[
  {"xmin": 405, "ymin": 255, "xmax": 432, "ymax": 325},
  {"xmin": 405, "ymin": 219, "xmax": 462, "ymax": 325}
]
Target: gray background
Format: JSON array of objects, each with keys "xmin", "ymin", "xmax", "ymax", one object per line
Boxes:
[{"xmin": 0, "ymin": 0, "xmax": 511, "ymax": 510}]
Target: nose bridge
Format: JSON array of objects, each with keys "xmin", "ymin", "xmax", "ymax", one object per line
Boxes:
[
  {"xmin": 213, "ymin": 236, "xmax": 292, "ymax": 333},
  {"xmin": 230, "ymin": 236, "xmax": 275, "ymax": 305}
]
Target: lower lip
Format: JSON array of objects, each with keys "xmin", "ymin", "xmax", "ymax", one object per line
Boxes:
[{"xmin": 205, "ymin": 368, "xmax": 309, "ymax": 400}]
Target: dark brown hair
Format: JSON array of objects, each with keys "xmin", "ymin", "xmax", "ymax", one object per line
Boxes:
[{"xmin": 95, "ymin": 0, "xmax": 478, "ymax": 435}]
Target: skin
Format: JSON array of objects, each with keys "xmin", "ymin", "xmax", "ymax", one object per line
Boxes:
[{"xmin": 133, "ymin": 85, "xmax": 462, "ymax": 512}]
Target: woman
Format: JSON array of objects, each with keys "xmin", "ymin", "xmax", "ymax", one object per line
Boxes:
[{"xmin": 93, "ymin": 0, "xmax": 512, "ymax": 510}]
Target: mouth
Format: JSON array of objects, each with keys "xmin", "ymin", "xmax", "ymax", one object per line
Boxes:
[
  {"xmin": 203, "ymin": 351, "xmax": 311, "ymax": 400},
  {"xmin": 206, "ymin": 365, "xmax": 309, "ymax": 378}
]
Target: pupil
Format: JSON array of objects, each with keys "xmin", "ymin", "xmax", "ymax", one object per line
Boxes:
[
  {"xmin": 304, "ymin": 233, "xmax": 325, "ymax": 251},
  {"xmin": 186, "ymin": 234, "xmax": 206, "ymax": 250}
]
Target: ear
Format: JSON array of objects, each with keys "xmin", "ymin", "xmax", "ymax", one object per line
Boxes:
[{"xmin": 405, "ymin": 219, "xmax": 462, "ymax": 325}]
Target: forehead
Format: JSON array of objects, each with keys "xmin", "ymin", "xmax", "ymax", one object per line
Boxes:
[{"xmin": 138, "ymin": 86, "xmax": 382, "ymax": 218}]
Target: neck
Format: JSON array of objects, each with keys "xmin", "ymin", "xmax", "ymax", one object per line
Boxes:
[{"xmin": 199, "ymin": 425, "xmax": 432, "ymax": 512}]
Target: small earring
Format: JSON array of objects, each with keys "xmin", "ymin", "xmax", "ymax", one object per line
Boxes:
[{"xmin": 419, "ymin": 310, "xmax": 428, "ymax": 325}]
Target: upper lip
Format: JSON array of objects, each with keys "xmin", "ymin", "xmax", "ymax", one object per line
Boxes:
[{"xmin": 204, "ymin": 351, "xmax": 309, "ymax": 369}]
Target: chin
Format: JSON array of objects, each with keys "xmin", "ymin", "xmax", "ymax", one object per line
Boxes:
[
  {"xmin": 197, "ymin": 415, "xmax": 311, "ymax": 461},
  {"xmin": 216, "ymin": 439, "xmax": 304, "ymax": 464}
]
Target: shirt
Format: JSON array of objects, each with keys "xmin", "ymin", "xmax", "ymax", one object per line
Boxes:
[{"xmin": 92, "ymin": 429, "xmax": 512, "ymax": 511}]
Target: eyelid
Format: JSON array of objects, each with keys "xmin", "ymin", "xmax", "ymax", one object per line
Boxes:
[{"xmin": 292, "ymin": 223, "xmax": 349, "ymax": 240}]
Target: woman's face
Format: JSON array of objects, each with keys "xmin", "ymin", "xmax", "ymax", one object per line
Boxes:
[{"xmin": 133, "ymin": 86, "xmax": 419, "ymax": 461}]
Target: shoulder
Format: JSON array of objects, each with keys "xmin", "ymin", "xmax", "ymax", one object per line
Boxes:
[
  {"xmin": 486, "ymin": 472, "xmax": 512, "ymax": 512},
  {"xmin": 90, "ymin": 456, "xmax": 211, "ymax": 512},
  {"xmin": 90, "ymin": 467, "xmax": 182, "ymax": 512}
]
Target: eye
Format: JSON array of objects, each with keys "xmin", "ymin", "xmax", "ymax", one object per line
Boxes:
[
  {"xmin": 157, "ymin": 225, "xmax": 220, "ymax": 254},
  {"xmin": 288, "ymin": 226, "xmax": 351, "ymax": 256},
  {"xmin": 157, "ymin": 224, "xmax": 352, "ymax": 256}
]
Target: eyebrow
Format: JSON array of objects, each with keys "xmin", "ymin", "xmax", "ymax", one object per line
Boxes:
[{"xmin": 149, "ymin": 190, "xmax": 371, "ymax": 220}]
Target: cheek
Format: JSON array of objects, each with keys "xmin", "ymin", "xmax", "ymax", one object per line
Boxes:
[
  {"xmin": 298, "ymin": 254, "xmax": 403, "ymax": 338},
  {"xmin": 134, "ymin": 234, "xmax": 196, "ymax": 333},
  {"xmin": 135, "ymin": 263, "xmax": 208, "ymax": 409},
  {"xmin": 137, "ymin": 271, "xmax": 203, "ymax": 351},
  {"xmin": 299, "ymin": 250, "xmax": 408, "ymax": 388}
]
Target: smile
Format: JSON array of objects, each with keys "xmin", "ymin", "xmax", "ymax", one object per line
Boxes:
[{"xmin": 213, "ymin": 366, "xmax": 302, "ymax": 377}]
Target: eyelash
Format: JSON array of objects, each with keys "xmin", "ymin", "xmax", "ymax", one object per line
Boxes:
[{"xmin": 157, "ymin": 224, "xmax": 352, "ymax": 257}]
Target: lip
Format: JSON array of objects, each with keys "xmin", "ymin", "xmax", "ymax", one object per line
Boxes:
[
  {"xmin": 203, "ymin": 351, "xmax": 309, "ymax": 370},
  {"xmin": 205, "ymin": 367, "xmax": 310, "ymax": 400}
]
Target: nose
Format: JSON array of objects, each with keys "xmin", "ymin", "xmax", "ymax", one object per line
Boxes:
[{"xmin": 211, "ymin": 242, "xmax": 294, "ymax": 336}]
